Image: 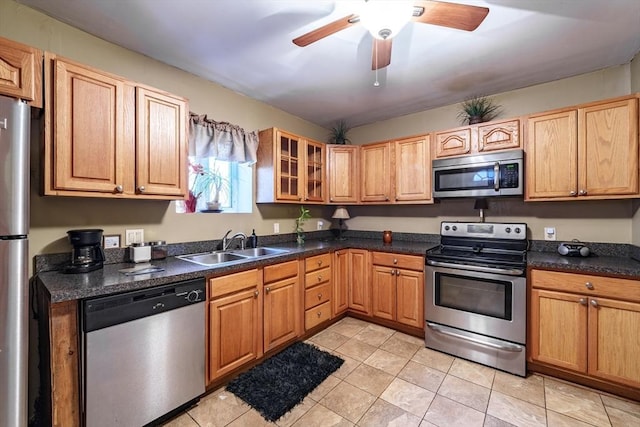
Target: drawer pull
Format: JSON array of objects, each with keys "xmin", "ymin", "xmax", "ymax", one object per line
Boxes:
[
  {"xmin": 579, "ymin": 298, "xmax": 587, "ymax": 305},
  {"xmin": 393, "ymin": 258, "xmax": 398, "ymax": 264},
  {"xmin": 590, "ymin": 299, "xmax": 599, "ymax": 308},
  {"xmin": 317, "ymin": 293, "xmax": 322, "ymax": 300},
  {"xmin": 318, "ymin": 260, "xmax": 323, "ymax": 266},
  {"xmin": 585, "ymin": 282, "xmax": 594, "ymax": 290},
  {"xmin": 318, "ymin": 275, "xmax": 322, "ymax": 281},
  {"xmin": 317, "ymin": 311, "xmax": 322, "ymax": 318}
]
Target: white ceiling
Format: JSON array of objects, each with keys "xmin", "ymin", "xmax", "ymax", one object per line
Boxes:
[{"xmin": 18, "ymin": 0, "xmax": 640, "ymax": 128}]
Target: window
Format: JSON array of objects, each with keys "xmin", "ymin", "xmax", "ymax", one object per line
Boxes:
[{"xmin": 177, "ymin": 156, "xmax": 253, "ymax": 214}]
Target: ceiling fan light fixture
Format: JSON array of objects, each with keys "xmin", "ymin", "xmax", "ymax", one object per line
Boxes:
[{"xmin": 360, "ymin": 0, "xmax": 414, "ymax": 40}]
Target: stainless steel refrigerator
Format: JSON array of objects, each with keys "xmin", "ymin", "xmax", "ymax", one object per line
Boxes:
[{"xmin": 0, "ymin": 94, "xmax": 30, "ymax": 427}]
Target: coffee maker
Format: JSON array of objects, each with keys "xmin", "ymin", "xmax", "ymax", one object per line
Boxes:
[{"xmin": 65, "ymin": 229, "xmax": 106, "ymax": 273}]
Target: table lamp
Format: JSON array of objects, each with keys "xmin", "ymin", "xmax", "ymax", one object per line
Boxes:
[{"xmin": 331, "ymin": 206, "xmax": 350, "ymax": 240}]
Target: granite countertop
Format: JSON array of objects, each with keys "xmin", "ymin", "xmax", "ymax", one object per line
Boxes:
[
  {"xmin": 527, "ymin": 251, "xmax": 640, "ymax": 278},
  {"xmin": 37, "ymin": 236, "xmax": 640, "ymax": 304},
  {"xmin": 37, "ymin": 238, "xmax": 437, "ymax": 303}
]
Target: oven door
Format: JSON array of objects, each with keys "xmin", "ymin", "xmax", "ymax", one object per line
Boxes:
[{"xmin": 425, "ymin": 264, "xmax": 526, "ymax": 344}]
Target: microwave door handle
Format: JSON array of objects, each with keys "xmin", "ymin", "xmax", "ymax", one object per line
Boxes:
[{"xmin": 494, "ymin": 162, "xmax": 500, "ymax": 191}]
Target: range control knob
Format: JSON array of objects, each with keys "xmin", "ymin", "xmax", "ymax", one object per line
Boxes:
[
  {"xmin": 444, "ymin": 226, "xmax": 450, "ymax": 231},
  {"xmin": 186, "ymin": 290, "xmax": 201, "ymax": 302},
  {"xmin": 515, "ymin": 227, "xmax": 521, "ymax": 234},
  {"xmin": 505, "ymin": 227, "xmax": 511, "ymax": 233},
  {"xmin": 452, "ymin": 226, "xmax": 457, "ymax": 231}
]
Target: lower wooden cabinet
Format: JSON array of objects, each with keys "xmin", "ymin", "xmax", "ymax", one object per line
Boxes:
[
  {"xmin": 371, "ymin": 252, "xmax": 424, "ymax": 328},
  {"xmin": 332, "ymin": 250, "xmax": 349, "ymax": 316},
  {"xmin": 263, "ymin": 260, "xmax": 300, "ymax": 351},
  {"xmin": 347, "ymin": 249, "xmax": 371, "ymax": 315},
  {"xmin": 529, "ymin": 269, "xmax": 640, "ymax": 389},
  {"xmin": 304, "ymin": 253, "xmax": 332, "ymax": 330},
  {"xmin": 208, "ymin": 269, "xmax": 262, "ymax": 382}
]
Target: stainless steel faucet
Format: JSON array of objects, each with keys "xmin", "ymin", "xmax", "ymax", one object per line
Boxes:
[{"xmin": 222, "ymin": 230, "xmax": 247, "ymax": 251}]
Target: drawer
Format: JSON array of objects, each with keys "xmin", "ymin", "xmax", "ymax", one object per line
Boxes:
[
  {"xmin": 305, "ymin": 266, "xmax": 331, "ymax": 289},
  {"xmin": 305, "ymin": 253, "xmax": 331, "ymax": 272},
  {"xmin": 263, "ymin": 260, "xmax": 298, "ymax": 283},
  {"xmin": 304, "ymin": 282, "xmax": 331, "ymax": 309},
  {"xmin": 372, "ymin": 252, "xmax": 423, "ymax": 271},
  {"xmin": 209, "ymin": 269, "xmax": 259, "ymax": 299},
  {"xmin": 305, "ymin": 301, "xmax": 331, "ymax": 330},
  {"xmin": 530, "ymin": 269, "xmax": 640, "ymax": 303}
]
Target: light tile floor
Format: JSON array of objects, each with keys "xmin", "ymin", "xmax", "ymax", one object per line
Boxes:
[{"xmin": 164, "ymin": 317, "xmax": 640, "ymax": 427}]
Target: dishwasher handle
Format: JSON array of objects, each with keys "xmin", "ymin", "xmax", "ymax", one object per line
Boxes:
[{"xmin": 83, "ymin": 278, "xmax": 205, "ymax": 333}]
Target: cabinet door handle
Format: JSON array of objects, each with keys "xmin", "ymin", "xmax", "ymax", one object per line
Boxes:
[
  {"xmin": 585, "ymin": 282, "xmax": 594, "ymax": 290},
  {"xmin": 265, "ymin": 287, "xmax": 271, "ymax": 294},
  {"xmin": 254, "ymin": 290, "xmax": 259, "ymax": 298},
  {"xmin": 115, "ymin": 185, "xmax": 123, "ymax": 193},
  {"xmin": 590, "ymin": 299, "xmax": 599, "ymax": 307},
  {"xmin": 396, "ymin": 270, "xmax": 401, "ymax": 276},
  {"xmin": 579, "ymin": 189, "xmax": 587, "ymax": 196},
  {"xmin": 579, "ymin": 297, "xmax": 587, "ymax": 305},
  {"xmin": 570, "ymin": 190, "xmax": 577, "ymax": 196},
  {"xmin": 385, "ymin": 196, "xmax": 389, "ymax": 201},
  {"xmin": 138, "ymin": 186, "xmax": 145, "ymax": 193}
]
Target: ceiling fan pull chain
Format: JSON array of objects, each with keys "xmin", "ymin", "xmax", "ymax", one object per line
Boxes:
[{"xmin": 374, "ymin": 40, "xmax": 380, "ymax": 87}]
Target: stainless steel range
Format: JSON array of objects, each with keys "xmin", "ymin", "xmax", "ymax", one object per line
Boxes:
[{"xmin": 425, "ymin": 221, "xmax": 528, "ymax": 376}]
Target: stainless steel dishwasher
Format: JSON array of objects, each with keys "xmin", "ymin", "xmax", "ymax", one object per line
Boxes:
[{"xmin": 82, "ymin": 278, "xmax": 206, "ymax": 427}]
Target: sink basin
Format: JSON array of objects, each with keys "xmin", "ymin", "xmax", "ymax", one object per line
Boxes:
[
  {"xmin": 177, "ymin": 247, "xmax": 289, "ymax": 267},
  {"xmin": 232, "ymin": 247, "xmax": 289, "ymax": 258},
  {"xmin": 177, "ymin": 251, "xmax": 249, "ymax": 266}
]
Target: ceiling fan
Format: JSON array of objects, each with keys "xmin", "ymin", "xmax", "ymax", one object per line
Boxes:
[{"xmin": 293, "ymin": 0, "xmax": 489, "ymax": 70}]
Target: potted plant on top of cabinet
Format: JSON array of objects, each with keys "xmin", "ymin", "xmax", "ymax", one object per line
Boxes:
[
  {"xmin": 328, "ymin": 120, "xmax": 351, "ymax": 145},
  {"xmin": 457, "ymin": 95, "xmax": 502, "ymax": 125}
]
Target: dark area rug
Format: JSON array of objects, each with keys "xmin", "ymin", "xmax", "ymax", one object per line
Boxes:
[{"xmin": 226, "ymin": 341, "xmax": 344, "ymax": 422}]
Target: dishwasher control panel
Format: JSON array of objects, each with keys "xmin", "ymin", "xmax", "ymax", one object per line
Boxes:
[{"xmin": 82, "ymin": 278, "xmax": 206, "ymax": 332}]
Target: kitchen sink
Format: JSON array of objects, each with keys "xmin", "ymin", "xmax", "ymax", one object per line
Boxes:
[
  {"xmin": 177, "ymin": 247, "xmax": 290, "ymax": 267},
  {"xmin": 177, "ymin": 251, "xmax": 249, "ymax": 266},
  {"xmin": 231, "ymin": 247, "xmax": 289, "ymax": 257}
]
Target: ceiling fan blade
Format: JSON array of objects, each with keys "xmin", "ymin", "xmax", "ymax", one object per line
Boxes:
[
  {"xmin": 293, "ymin": 14, "xmax": 358, "ymax": 47},
  {"xmin": 412, "ymin": 1, "xmax": 489, "ymax": 31},
  {"xmin": 371, "ymin": 38, "xmax": 392, "ymax": 70}
]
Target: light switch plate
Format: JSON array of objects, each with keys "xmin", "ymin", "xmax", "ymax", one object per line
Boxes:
[
  {"xmin": 273, "ymin": 223, "xmax": 280, "ymax": 234},
  {"xmin": 317, "ymin": 220, "xmax": 323, "ymax": 230},
  {"xmin": 125, "ymin": 229, "xmax": 144, "ymax": 246}
]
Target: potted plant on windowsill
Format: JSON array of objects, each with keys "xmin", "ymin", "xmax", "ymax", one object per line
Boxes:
[
  {"xmin": 457, "ymin": 95, "xmax": 502, "ymax": 125},
  {"xmin": 189, "ymin": 161, "xmax": 230, "ymax": 212}
]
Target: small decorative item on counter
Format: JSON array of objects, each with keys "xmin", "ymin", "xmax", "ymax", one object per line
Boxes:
[
  {"xmin": 383, "ymin": 230, "xmax": 393, "ymax": 245},
  {"xmin": 295, "ymin": 206, "xmax": 311, "ymax": 245},
  {"xmin": 248, "ymin": 230, "xmax": 258, "ymax": 248},
  {"xmin": 149, "ymin": 241, "xmax": 168, "ymax": 260},
  {"xmin": 129, "ymin": 243, "xmax": 151, "ymax": 263}
]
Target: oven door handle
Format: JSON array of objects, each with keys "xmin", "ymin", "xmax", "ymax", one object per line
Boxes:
[
  {"xmin": 426, "ymin": 322, "xmax": 523, "ymax": 352},
  {"xmin": 426, "ymin": 260, "xmax": 524, "ymax": 276}
]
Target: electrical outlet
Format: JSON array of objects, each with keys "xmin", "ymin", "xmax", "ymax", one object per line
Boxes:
[
  {"xmin": 317, "ymin": 220, "xmax": 323, "ymax": 230},
  {"xmin": 125, "ymin": 229, "xmax": 144, "ymax": 246},
  {"xmin": 544, "ymin": 227, "xmax": 556, "ymax": 241},
  {"xmin": 273, "ymin": 223, "xmax": 280, "ymax": 234}
]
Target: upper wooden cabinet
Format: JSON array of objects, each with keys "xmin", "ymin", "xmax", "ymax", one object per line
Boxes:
[
  {"xmin": 360, "ymin": 135, "xmax": 432, "ymax": 204},
  {"xmin": 43, "ymin": 53, "xmax": 188, "ymax": 199},
  {"xmin": 0, "ymin": 36, "xmax": 42, "ymax": 108},
  {"xmin": 257, "ymin": 128, "xmax": 326, "ymax": 203},
  {"xmin": 434, "ymin": 118, "xmax": 521, "ymax": 159},
  {"xmin": 394, "ymin": 135, "xmax": 431, "ymax": 203},
  {"xmin": 526, "ymin": 96, "xmax": 638, "ymax": 201},
  {"xmin": 360, "ymin": 141, "xmax": 393, "ymax": 203},
  {"xmin": 327, "ymin": 145, "xmax": 359, "ymax": 204}
]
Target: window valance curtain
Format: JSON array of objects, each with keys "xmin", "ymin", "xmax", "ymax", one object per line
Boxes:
[{"xmin": 188, "ymin": 113, "xmax": 259, "ymax": 164}]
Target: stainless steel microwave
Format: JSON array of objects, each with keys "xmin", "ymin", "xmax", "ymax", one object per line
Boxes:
[{"xmin": 432, "ymin": 150, "xmax": 523, "ymax": 198}]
